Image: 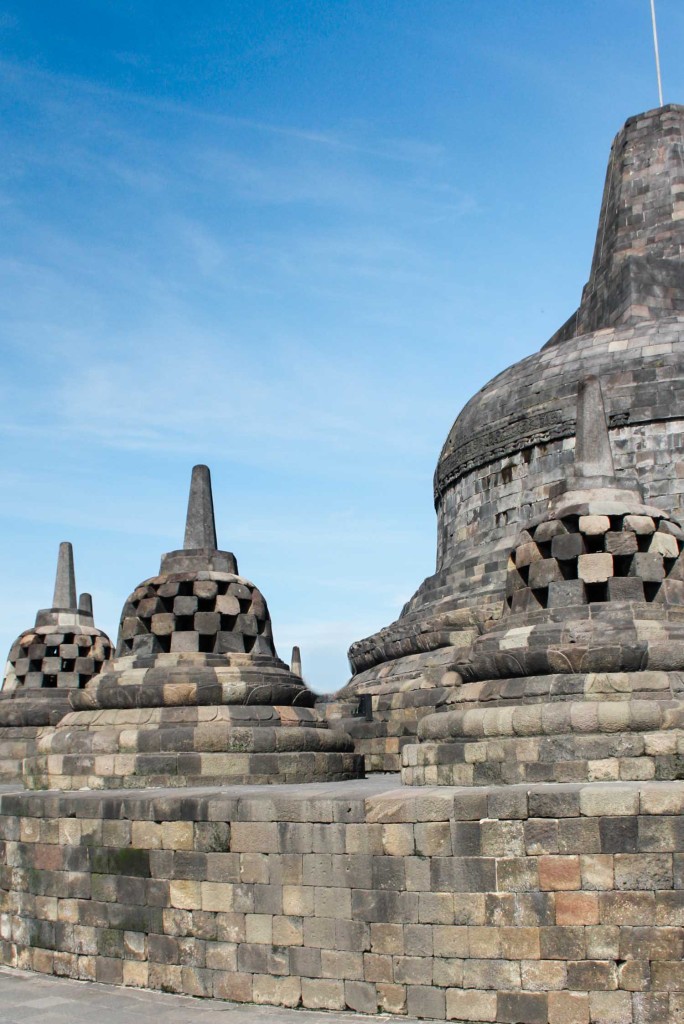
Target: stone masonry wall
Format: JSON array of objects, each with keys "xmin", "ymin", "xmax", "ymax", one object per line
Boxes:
[{"xmin": 0, "ymin": 779, "xmax": 683, "ymax": 1022}]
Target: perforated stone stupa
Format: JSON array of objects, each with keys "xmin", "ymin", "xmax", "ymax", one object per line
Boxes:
[
  {"xmin": 24, "ymin": 466, "xmax": 362, "ymax": 789},
  {"xmin": 0, "ymin": 542, "xmax": 112, "ymax": 779},
  {"xmin": 405, "ymin": 374, "xmax": 684, "ymax": 785},
  {"xmin": 336, "ymin": 103, "xmax": 684, "ymax": 771}
]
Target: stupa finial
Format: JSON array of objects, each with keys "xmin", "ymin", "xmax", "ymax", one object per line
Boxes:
[
  {"xmin": 52, "ymin": 542, "xmax": 77, "ymax": 610},
  {"xmin": 574, "ymin": 375, "xmax": 616, "ymax": 482},
  {"xmin": 183, "ymin": 465, "xmax": 218, "ymax": 550}
]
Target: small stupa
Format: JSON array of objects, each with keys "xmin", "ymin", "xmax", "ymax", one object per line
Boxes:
[
  {"xmin": 0, "ymin": 542, "xmax": 112, "ymax": 779},
  {"xmin": 405, "ymin": 375, "xmax": 684, "ymax": 786},
  {"xmin": 24, "ymin": 466, "xmax": 362, "ymax": 789}
]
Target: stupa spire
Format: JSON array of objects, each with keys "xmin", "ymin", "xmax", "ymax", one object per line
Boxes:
[
  {"xmin": 183, "ymin": 465, "xmax": 218, "ymax": 550},
  {"xmin": 574, "ymin": 375, "xmax": 616, "ymax": 482},
  {"xmin": 52, "ymin": 542, "xmax": 77, "ymax": 610}
]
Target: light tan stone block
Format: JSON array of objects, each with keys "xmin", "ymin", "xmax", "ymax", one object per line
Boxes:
[
  {"xmin": 161, "ymin": 821, "xmax": 193, "ymax": 850},
  {"xmin": 381, "ymin": 823, "xmax": 415, "ymax": 856},
  {"xmin": 377, "ymin": 983, "xmax": 407, "ymax": 1014},
  {"xmin": 252, "ymin": 975, "xmax": 301, "ymax": 1007},
  {"xmin": 245, "ymin": 913, "xmax": 272, "ymax": 944},
  {"xmin": 282, "ymin": 885, "xmax": 314, "ymax": 916},
  {"xmin": 446, "ymin": 988, "xmax": 497, "ymax": 1021},
  {"xmin": 579, "ymin": 515, "xmax": 611, "ymax": 535},
  {"xmin": 301, "ymin": 977, "xmax": 345, "ymax": 1010},
  {"xmin": 131, "ymin": 821, "xmax": 161, "ymax": 849},
  {"xmin": 579, "ymin": 786, "xmax": 639, "ymax": 817},
  {"xmin": 169, "ymin": 880, "xmax": 201, "ymax": 910},
  {"xmin": 548, "ymin": 990, "xmax": 590, "ymax": 1024},
  {"xmin": 578, "ymin": 553, "xmax": 613, "ymax": 583},
  {"xmin": 122, "ymin": 960, "xmax": 149, "ymax": 988},
  {"xmin": 272, "ymin": 914, "xmax": 303, "ymax": 946},
  {"xmin": 588, "ymin": 990, "xmax": 631, "ymax": 1023}
]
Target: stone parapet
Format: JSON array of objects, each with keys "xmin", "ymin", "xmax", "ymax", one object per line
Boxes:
[{"xmin": 0, "ymin": 778, "xmax": 682, "ymax": 1022}]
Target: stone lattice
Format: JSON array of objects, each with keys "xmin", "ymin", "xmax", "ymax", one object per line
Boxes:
[{"xmin": 118, "ymin": 573, "xmax": 274, "ymax": 658}]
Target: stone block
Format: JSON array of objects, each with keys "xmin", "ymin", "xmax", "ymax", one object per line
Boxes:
[
  {"xmin": 194, "ymin": 612, "xmax": 220, "ymax": 634},
  {"xmin": 301, "ymin": 978, "xmax": 345, "ymax": 1010},
  {"xmin": 497, "ymin": 991, "xmax": 547, "ymax": 1024},
  {"xmin": 446, "ymin": 988, "xmax": 497, "ymax": 1022},
  {"xmin": 654, "ymin": 578, "xmax": 684, "ymax": 604},
  {"xmin": 604, "ymin": 530, "xmax": 638, "ymax": 555},
  {"xmin": 607, "ymin": 576, "xmax": 644, "ymax": 601},
  {"xmin": 578, "ymin": 553, "xmax": 614, "ymax": 583},
  {"xmin": 624, "ymin": 515, "xmax": 656, "ymax": 535},
  {"xmin": 629, "ymin": 552, "xmax": 665, "ymax": 581},
  {"xmin": 529, "ymin": 558, "xmax": 564, "ymax": 589},
  {"xmin": 170, "ymin": 632, "xmax": 200, "ymax": 653},
  {"xmin": 406, "ymin": 985, "xmax": 445, "ymax": 1019},
  {"xmin": 377, "ymin": 983, "xmax": 407, "ymax": 1015},
  {"xmin": 173, "ymin": 596, "xmax": 198, "ymax": 615},
  {"xmin": 515, "ymin": 542, "xmax": 543, "ymax": 568},
  {"xmin": 344, "ymin": 980, "xmax": 377, "ymax": 1014},
  {"xmin": 588, "ymin": 990, "xmax": 632, "ymax": 1023},
  {"xmin": 548, "ymin": 991, "xmax": 590, "ymax": 1024},
  {"xmin": 215, "ymin": 631, "xmax": 245, "ymax": 653},
  {"xmin": 579, "ymin": 515, "xmax": 611, "ymax": 535},
  {"xmin": 538, "ymin": 855, "xmax": 581, "ymax": 891},
  {"xmin": 510, "ymin": 588, "xmax": 543, "ymax": 613},
  {"xmin": 552, "ymin": 532, "xmax": 587, "ymax": 561},
  {"xmin": 548, "ymin": 579, "xmax": 587, "ymax": 607},
  {"xmin": 649, "ymin": 531, "xmax": 679, "ymax": 558}
]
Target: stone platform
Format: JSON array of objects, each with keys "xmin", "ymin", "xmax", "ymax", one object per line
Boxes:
[{"xmin": 1, "ymin": 776, "xmax": 682, "ymax": 1023}]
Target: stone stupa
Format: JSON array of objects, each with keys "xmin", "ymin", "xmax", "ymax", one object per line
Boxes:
[
  {"xmin": 24, "ymin": 466, "xmax": 362, "ymax": 789},
  {"xmin": 335, "ymin": 103, "xmax": 684, "ymax": 771},
  {"xmin": 405, "ymin": 374, "xmax": 684, "ymax": 785},
  {"xmin": 0, "ymin": 542, "xmax": 112, "ymax": 779}
]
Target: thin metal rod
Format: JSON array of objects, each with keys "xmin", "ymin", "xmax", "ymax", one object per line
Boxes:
[{"xmin": 650, "ymin": 0, "xmax": 664, "ymax": 107}]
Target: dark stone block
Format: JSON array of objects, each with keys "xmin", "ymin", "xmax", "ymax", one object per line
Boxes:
[
  {"xmin": 552, "ymin": 532, "xmax": 586, "ymax": 561},
  {"xmin": 547, "ymin": 579, "xmax": 587, "ymax": 607},
  {"xmin": 600, "ymin": 816, "xmax": 638, "ymax": 853},
  {"xmin": 497, "ymin": 991, "xmax": 548, "ymax": 1024}
]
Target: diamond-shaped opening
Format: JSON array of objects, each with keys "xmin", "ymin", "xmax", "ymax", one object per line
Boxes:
[
  {"xmin": 175, "ymin": 616, "xmax": 194, "ymax": 632},
  {"xmin": 43, "ymin": 675, "xmax": 57, "ymax": 688},
  {"xmin": 644, "ymin": 582, "xmax": 661, "ymax": 602},
  {"xmin": 585, "ymin": 582, "xmax": 608, "ymax": 602}
]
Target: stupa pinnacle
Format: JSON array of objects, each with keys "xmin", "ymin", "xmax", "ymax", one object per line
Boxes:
[{"xmin": 52, "ymin": 541, "xmax": 77, "ymax": 610}]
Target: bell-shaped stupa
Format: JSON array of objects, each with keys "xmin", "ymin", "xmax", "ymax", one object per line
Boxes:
[
  {"xmin": 336, "ymin": 103, "xmax": 684, "ymax": 772},
  {"xmin": 405, "ymin": 375, "xmax": 684, "ymax": 786},
  {"xmin": 0, "ymin": 543, "xmax": 112, "ymax": 779},
  {"xmin": 25, "ymin": 466, "xmax": 362, "ymax": 789}
]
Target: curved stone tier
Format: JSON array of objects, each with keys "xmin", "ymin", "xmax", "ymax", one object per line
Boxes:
[
  {"xmin": 25, "ymin": 466, "xmax": 363, "ymax": 790},
  {"xmin": 26, "ymin": 703, "xmax": 358, "ymax": 789}
]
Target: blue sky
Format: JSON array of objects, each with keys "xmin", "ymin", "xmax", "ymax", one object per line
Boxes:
[{"xmin": 2, "ymin": 1, "xmax": 684, "ymax": 692}]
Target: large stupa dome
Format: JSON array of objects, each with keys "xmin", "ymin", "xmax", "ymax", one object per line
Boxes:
[{"xmin": 335, "ymin": 105, "xmax": 684, "ymax": 771}]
